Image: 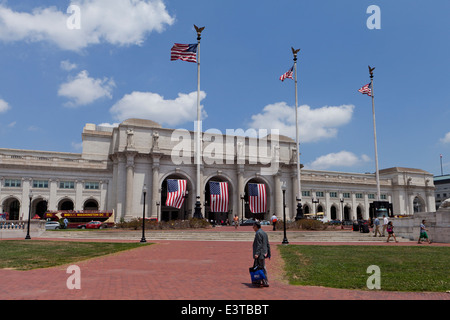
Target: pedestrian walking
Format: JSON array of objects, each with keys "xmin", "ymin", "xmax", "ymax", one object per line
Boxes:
[
  {"xmin": 381, "ymin": 215, "xmax": 388, "ymax": 236},
  {"xmin": 233, "ymin": 214, "xmax": 239, "ymax": 229},
  {"xmin": 386, "ymin": 221, "xmax": 398, "ymax": 243},
  {"xmin": 418, "ymin": 219, "xmax": 432, "ymax": 244},
  {"xmin": 252, "ymin": 221, "xmax": 271, "ymax": 287},
  {"xmin": 271, "ymin": 214, "xmax": 277, "ymax": 231},
  {"xmin": 373, "ymin": 217, "xmax": 382, "ymax": 237}
]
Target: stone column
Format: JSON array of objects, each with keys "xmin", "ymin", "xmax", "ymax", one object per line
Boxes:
[
  {"xmin": 125, "ymin": 151, "xmax": 137, "ymax": 220},
  {"xmin": 151, "ymin": 154, "xmax": 161, "ymax": 219},
  {"xmin": 237, "ymin": 165, "xmax": 245, "ymax": 219},
  {"xmin": 274, "ymin": 172, "xmax": 282, "ymax": 218}
]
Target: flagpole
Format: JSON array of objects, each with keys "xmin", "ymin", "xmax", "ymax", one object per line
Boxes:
[
  {"xmin": 369, "ymin": 66, "xmax": 381, "ymax": 201},
  {"xmin": 292, "ymin": 48, "xmax": 303, "ymax": 220},
  {"xmin": 440, "ymin": 154, "xmax": 443, "ymax": 176},
  {"xmin": 194, "ymin": 25, "xmax": 204, "ymax": 219}
]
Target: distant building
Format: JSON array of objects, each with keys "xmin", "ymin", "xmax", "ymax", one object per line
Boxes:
[
  {"xmin": 434, "ymin": 174, "xmax": 450, "ymax": 210},
  {"xmin": 0, "ymin": 119, "xmax": 436, "ymax": 223}
]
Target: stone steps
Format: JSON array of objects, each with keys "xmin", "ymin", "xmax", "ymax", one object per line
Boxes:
[{"xmin": 40, "ymin": 229, "xmax": 413, "ymax": 242}]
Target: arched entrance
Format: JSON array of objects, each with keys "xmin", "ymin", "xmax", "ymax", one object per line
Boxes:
[
  {"xmin": 413, "ymin": 196, "xmax": 425, "ymax": 213},
  {"xmin": 161, "ymin": 174, "xmax": 191, "ymax": 222},
  {"xmin": 35, "ymin": 199, "xmax": 48, "ymax": 219},
  {"xmin": 330, "ymin": 205, "xmax": 337, "ymax": 220},
  {"xmin": 58, "ymin": 199, "xmax": 74, "ymax": 211},
  {"xmin": 344, "ymin": 205, "xmax": 351, "ymax": 221},
  {"xmin": 2, "ymin": 198, "xmax": 20, "ymax": 220},
  {"xmin": 356, "ymin": 205, "xmax": 364, "ymax": 220},
  {"xmin": 205, "ymin": 176, "xmax": 233, "ymax": 224},
  {"xmin": 84, "ymin": 199, "xmax": 99, "ymax": 211},
  {"xmin": 242, "ymin": 178, "xmax": 269, "ymax": 221}
]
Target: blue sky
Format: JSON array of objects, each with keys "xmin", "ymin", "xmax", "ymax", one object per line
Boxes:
[{"xmin": 0, "ymin": 0, "xmax": 449, "ymax": 176}]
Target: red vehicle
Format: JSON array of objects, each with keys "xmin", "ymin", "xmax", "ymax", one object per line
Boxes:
[{"xmin": 77, "ymin": 221, "xmax": 108, "ymax": 229}]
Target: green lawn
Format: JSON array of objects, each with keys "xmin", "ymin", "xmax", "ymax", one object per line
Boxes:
[
  {"xmin": 0, "ymin": 240, "xmax": 150, "ymax": 270},
  {"xmin": 279, "ymin": 245, "xmax": 450, "ymax": 292}
]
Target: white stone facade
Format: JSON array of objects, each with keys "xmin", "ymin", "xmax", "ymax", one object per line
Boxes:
[{"xmin": 0, "ymin": 119, "xmax": 436, "ymax": 223}]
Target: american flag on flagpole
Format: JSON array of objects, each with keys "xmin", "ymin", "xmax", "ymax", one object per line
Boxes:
[
  {"xmin": 209, "ymin": 181, "xmax": 228, "ymax": 212},
  {"xmin": 171, "ymin": 43, "xmax": 198, "ymax": 63},
  {"xmin": 358, "ymin": 83, "xmax": 372, "ymax": 96},
  {"xmin": 166, "ymin": 179, "xmax": 187, "ymax": 209},
  {"xmin": 279, "ymin": 66, "xmax": 294, "ymax": 81},
  {"xmin": 248, "ymin": 183, "xmax": 267, "ymax": 214}
]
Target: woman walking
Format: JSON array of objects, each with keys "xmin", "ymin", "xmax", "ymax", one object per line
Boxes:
[{"xmin": 386, "ymin": 221, "xmax": 398, "ymax": 243}]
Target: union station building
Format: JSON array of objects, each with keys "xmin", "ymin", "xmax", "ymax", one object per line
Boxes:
[{"xmin": 0, "ymin": 118, "xmax": 436, "ymax": 224}]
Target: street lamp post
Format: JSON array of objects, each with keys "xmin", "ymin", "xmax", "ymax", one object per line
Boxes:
[
  {"xmin": 340, "ymin": 197, "xmax": 344, "ymax": 229},
  {"xmin": 140, "ymin": 184, "xmax": 147, "ymax": 243},
  {"xmin": 240, "ymin": 193, "xmax": 245, "ymax": 224},
  {"xmin": 25, "ymin": 190, "xmax": 33, "ymax": 240},
  {"xmin": 281, "ymin": 182, "xmax": 289, "ymax": 245}
]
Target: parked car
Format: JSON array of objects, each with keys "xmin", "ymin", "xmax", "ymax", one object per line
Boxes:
[
  {"xmin": 45, "ymin": 221, "xmax": 61, "ymax": 230},
  {"xmin": 240, "ymin": 219, "xmax": 256, "ymax": 226},
  {"xmin": 77, "ymin": 221, "xmax": 108, "ymax": 229}
]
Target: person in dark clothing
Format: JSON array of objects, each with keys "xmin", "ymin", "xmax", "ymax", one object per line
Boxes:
[{"xmin": 252, "ymin": 221, "xmax": 271, "ymax": 287}]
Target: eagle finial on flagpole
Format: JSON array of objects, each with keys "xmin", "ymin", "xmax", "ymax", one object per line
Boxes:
[
  {"xmin": 368, "ymin": 65, "xmax": 375, "ymax": 78},
  {"xmin": 291, "ymin": 47, "xmax": 300, "ymax": 61},
  {"xmin": 194, "ymin": 24, "xmax": 205, "ymax": 40}
]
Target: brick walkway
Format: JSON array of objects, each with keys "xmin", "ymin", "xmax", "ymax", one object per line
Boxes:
[{"xmin": 1, "ymin": 232, "xmax": 448, "ymax": 301}]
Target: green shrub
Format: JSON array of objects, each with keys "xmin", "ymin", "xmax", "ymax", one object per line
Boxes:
[
  {"xmin": 275, "ymin": 219, "xmax": 327, "ymax": 231},
  {"xmin": 115, "ymin": 218, "xmax": 211, "ymax": 230}
]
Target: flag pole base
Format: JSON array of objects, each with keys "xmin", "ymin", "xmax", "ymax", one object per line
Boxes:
[
  {"xmin": 193, "ymin": 200, "xmax": 203, "ymax": 219},
  {"xmin": 295, "ymin": 202, "xmax": 303, "ymax": 221}
]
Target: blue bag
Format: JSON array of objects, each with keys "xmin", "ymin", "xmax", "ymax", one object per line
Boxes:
[{"xmin": 249, "ymin": 265, "xmax": 266, "ymax": 283}]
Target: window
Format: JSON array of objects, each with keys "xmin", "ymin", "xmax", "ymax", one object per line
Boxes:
[
  {"xmin": 381, "ymin": 194, "xmax": 387, "ymax": 200},
  {"xmin": 316, "ymin": 191, "xmax": 324, "ymax": 197},
  {"xmin": 343, "ymin": 193, "xmax": 350, "ymax": 198},
  {"xmin": 60, "ymin": 181, "xmax": 75, "ymax": 189},
  {"xmin": 302, "ymin": 191, "xmax": 310, "ymax": 197},
  {"xmin": 368, "ymin": 194, "xmax": 375, "ymax": 199},
  {"xmin": 4, "ymin": 179, "xmax": 21, "ymax": 187},
  {"xmin": 329, "ymin": 192, "xmax": 337, "ymax": 198},
  {"xmin": 85, "ymin": 182, "xmax": 99, "ymax": 190},
  {"xmin": 356, "ymin": 193, "xmax": 363, "ymax": 199},
  {"xmin": 33, "ymin": 180, "xmax": 48, "ymax": 188}
]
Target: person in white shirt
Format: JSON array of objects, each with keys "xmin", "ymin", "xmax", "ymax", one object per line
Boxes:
[
  {"xmin": 270, "ymin": 214, "xmax": 278, "ymax": 231},
  {"xmin": 381, "ymin": 215, "xmax": 388, "ymax": 236}
]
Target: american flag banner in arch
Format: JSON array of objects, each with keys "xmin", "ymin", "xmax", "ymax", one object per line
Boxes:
[
  {"xmin": 248, "ymin": 183, "xmax": 267, "ymax": 214},
  {"xmin": 209, "ymin": 181, "xmax": 229, "ymax": 213},
  {"xmin": 166, "ymin": 179, "xmax": 187, "ymax": 209}
]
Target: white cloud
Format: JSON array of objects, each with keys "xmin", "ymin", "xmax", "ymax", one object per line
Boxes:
[
  {"xmin": 97, "ymin": 122, "xmax": 119, "ymax": 128},
  {"xmin": 110, "ymin": 91, "xmax": 207, "ymax": 127},
  {"xmin": 60, "ymin": 60, "xmax": 77, "ymax": 71},
  {"xmin": 71, "ymin": 141, "xmax": 83, "ymax": 151},
  {"xmin": 440, "ymin": 132, "xmax": 450, "ymax": 144},
  {"xmin": 249, "ymin": 102, "xmax": 354, "ymax": 143},
  {"xmin": 305, "ymin": 151, "xmax": 371, "ymax": 170},
  {"xmin": 0, "ymin": 98, "xmax": 10, "ymax": 113},
  {"xmin": 58, "ymin": 70, "xmax": 115, "ymax": 107},
  {"xmin": 0, "ymin": 0, "xmax": 174, "ymax": 51}
]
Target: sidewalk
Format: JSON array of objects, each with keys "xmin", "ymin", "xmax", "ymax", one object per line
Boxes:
[{"xmin": 1, "ymin": 230, "xmax": 448, "ymax": 301}]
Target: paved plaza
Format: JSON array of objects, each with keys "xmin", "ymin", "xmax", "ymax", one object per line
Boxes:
[{"xmin": 1, "ymin": 226, "xmax": 448, "ymax": 303}]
